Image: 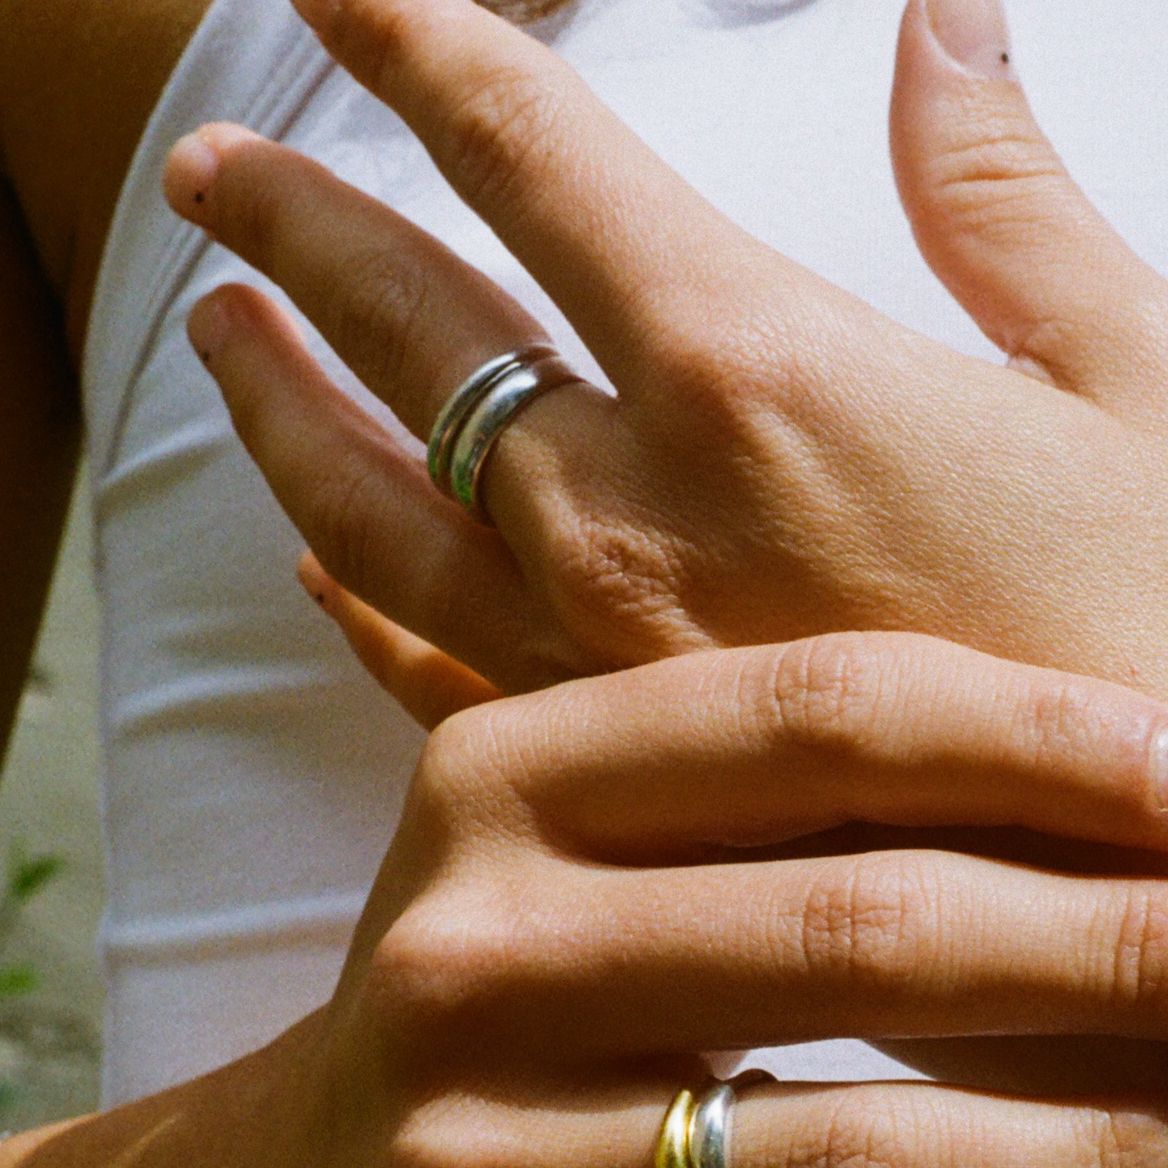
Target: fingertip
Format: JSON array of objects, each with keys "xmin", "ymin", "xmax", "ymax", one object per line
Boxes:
[
  {"xmin": 289, "ymin": 0, "xmax": 341, "ymax": 32},
  {"xmin": 163, "ymin": 131, "xmax": 220, "ymax": 217},
  {"xmin": 162, "ymin": 123, "xmax": 271, "ymax": 219},
  {"xmin": 920, "ymin": 0, "xmax": 1015, "ymax": 82},
  {"xmin": 297, "ymin": 549, "xmax": 337, "ymax": 610},
  {"xmin": 187, "ymin": 292, "xmax": 232, "ymax": 370}
]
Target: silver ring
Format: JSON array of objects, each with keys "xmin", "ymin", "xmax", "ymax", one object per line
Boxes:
[
  {"xmin": 427, "ymin": 343, "xmax": 580, "ymax": 524},
  {"xmin": 426, "ymin": 343, "xmax": 557, "ymax": 498},
  {"xmin": 689, "ymin": 1080, "xmax": 735, "ymax": 1168}
]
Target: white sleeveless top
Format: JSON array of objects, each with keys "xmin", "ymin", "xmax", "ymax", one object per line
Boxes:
[{"xmin": 82, "ymin": 0, "xmax": 1168, "ymax": 1105}]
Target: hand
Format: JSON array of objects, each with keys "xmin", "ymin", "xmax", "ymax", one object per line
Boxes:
[
  {"xmin": 162, "ymin": 0, "xmax": 1168, "ymax": 700},
  {"xmin": 278, "ymin": 634, "xmax": 1168, "ymax": 1165}
]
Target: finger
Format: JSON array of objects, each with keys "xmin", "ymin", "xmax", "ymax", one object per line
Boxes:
[
  {"xmin": 729, "ymin": 1083, "xmax": 1168, "ymax": 1168},
  {"xmin": 189, "ymin": 281, "xmax": 587, "ymax": 690},
  {"xmin": 875, "ymin": 1033, "xmax": 1168, "ymax": 1094},
  {"xmin": 396, "ymin": 846, "xmax": 1168, "ymax": 1058},
  {"xmin": 297, "ymin": 550, "xmax": 501, "ymax": 729},
  {"xmin": 395, "ymin": 1076, "xmax": 1168, "ymax": 1168},
  {"xmin": 890, "ymin": 0, "xmax": 1168, "ymax": 409},
  {"xmin": 165, "ymin": 123, "xmax": 620, "ymax": 538},
  {"xmin": 287, "ymin": 0, "xmax": 859, "ymax": 397},
  {"xmin": 452, "ymin": 633, "xmax": 1168, "ymax": 859},
  {"xmin": 165, "ymin": 122, "xmax": 588, "ymax": 440}
]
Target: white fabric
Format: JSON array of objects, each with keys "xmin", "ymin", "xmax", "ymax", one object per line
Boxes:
[{"xmin": 82, "ymin": 0, "xmax": 1168, "ymax": 1105}]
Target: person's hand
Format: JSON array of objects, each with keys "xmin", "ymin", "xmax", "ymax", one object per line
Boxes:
[
  {"xmin": 265, "ymin": 633, "xmax": 1168, "ymax": 1165},
  {"xmin": 162, "ymin": 0, "xmax": 1168, "ymax": 701}
]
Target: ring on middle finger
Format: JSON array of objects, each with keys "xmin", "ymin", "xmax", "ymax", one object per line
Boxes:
[{"xmin": 426, "ymin": 341, "xmax": 582, "ymax": 524}]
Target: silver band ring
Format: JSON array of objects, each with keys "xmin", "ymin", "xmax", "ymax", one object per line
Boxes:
[
  {"xmin": 427, "ymin": 343, "xmax": 580, "ymax": 524},
  {"xmin": 689, "ymin": 1080, "xmax": 735, "ymax": 1168}
]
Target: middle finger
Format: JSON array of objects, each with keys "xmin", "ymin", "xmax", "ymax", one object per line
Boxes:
[
  {"xmin": 164, "ymin": 122, "xmax": 612, "ymax": 444},
  {"xmin": 401, "ymin": 847, "xmax": 1168, "ymax": 1060}
]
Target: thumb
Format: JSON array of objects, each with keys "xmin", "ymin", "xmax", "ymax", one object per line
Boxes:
[{"xmin": 890, "ymin": 0, "xmax": 1168, "ymax": 410}]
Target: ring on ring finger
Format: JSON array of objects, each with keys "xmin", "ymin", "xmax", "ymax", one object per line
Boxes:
[
  {"xmin": 427, "ymin": 342, "xmax": 584, "ymax": 524},
  {"xmin": 654, "ymin": 1080, "xmax": 738, "ymax": 1168}
]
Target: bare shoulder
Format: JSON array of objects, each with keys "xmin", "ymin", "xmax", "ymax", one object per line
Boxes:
[{"xmin": 0, "ymin": 0, "xmax": 212, "ymax": 361}]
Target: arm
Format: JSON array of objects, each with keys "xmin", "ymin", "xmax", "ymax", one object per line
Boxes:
[
  {"xmin": 0, "ymin": 175, "xmax": 81, "ymax": 772},
  {"xmin": 0, "ymin": 1013, "xmax": 322, "ymax": 1167}
]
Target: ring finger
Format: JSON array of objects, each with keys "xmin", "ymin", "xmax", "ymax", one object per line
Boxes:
[
  {"xmin": 382, "ymin": 1066, "xmax": 1167, "ymax": 1168},
  {"xmin": 186, "ymin": 278, "xmax": 594, "ymax": 687}
]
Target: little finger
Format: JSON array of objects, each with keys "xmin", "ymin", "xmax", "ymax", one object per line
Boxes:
[{"xmin": 297, "ymin": 550, "xmax": 501, "ymax": 728}]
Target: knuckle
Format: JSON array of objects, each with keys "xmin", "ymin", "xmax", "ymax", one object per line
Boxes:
[
  {"xmin": 643, "ymin": 299, "xmax": 798, "ymax": 417},
  {"xmin": 796, "ymin": 853, "xmax": 941, "ymax": 989},
  {"xmin": 813, "ymin": 1092, "xmax": 915, "ymax": 1168},
  {"xmin": 370, "ymin": 886, "xmax": 520, "ymax": 1045},
  {"xmin": 1109, "ymin": 885, "xmax": 1168, "ymax": 1016},
  {"xmin": 1016, "ymin": 680, "xmax": 1168, "ymax": 821},
  {"xmin": 926, "ymin": 122, "xmax": 1065, "ymax": 231},
  {"xmin": 1019, "ymin": 676, "xmax": 1101, "ymax": 768},
  {"xmin": 768, "ymin": 635, "xmax": 890, "ymax": 754},
  {"xmin": 325, "ymin": 241, "xmax": 434, "ymax": 391},
  {"xmin": 438, "ymin": 64, "xmax": 571, "ymax": 212},
  {"xmin": 306, "ymin": 456, "xmax": 387, "ymax": 593},
  {"xmin": 543, "ymin": 511, "xmax": 700, "ymax": 665},
  {"xmin": 416, "ymin": 704, "xmax": 530, "ymax": 835},
  {"xmin": 411, "ymin": 719, "xmax": 479, "ymax": 822}
]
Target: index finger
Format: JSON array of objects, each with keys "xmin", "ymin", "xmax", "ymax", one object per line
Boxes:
[{"xmin": 291, "ymin": 0, "xmax": 846, "ymax": 395}]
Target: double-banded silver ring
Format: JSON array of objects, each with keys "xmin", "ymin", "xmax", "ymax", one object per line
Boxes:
[
  {"xmin": 427, "ymin": 342, "xmax": 581, "ymax": 524},
  {"xmin": 689, "ymin": 1081, "xmax": 735, "ymax": 1168}
]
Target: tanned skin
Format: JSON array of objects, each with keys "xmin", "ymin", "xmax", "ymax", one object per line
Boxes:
[{"xmin": 0, "ymin": 0, "xmax": 212, "ymax": 768}]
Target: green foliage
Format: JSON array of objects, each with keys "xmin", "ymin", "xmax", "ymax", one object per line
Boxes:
[
  {"xmin": 8, "ymin": 857, "xmax": 64, "ymax": 903},
  {"xmin": 0, "ymin": 843, "xmax": 66, "ymax": 1118},
  {"xmin": 0, "ymin": 966, "xmax": 37, "ymax": 997},
  {"xmin": 0, "ymin": 843, "xmax": 65, "ymax": 992}
]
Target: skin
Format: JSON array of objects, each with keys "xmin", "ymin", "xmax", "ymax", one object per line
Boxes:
[
  {"xmin": 166, "ymin": 0, "xmax": 1168, "ymax": 706},
  {"xmin": 12, "ymin": 634, "xmax": 1168, "ymax": 1166},
  {"xmin": 166, "ymin": 0, "xmax": 1168, "ymax": 1138},
  {"xmin": 0, "ymin": 0, "xmax": 1164, "ymax": 1161},
  {"xmin": 0, "ymin": 0, "xmax": 214, "ymax": 766}
]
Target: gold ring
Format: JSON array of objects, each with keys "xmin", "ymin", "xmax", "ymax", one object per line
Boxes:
[{"xmin": 654, "ymin": 1088, "xmax": 696, "ymax": 1168}]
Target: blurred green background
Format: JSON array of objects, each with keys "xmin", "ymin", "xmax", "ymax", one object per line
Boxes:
[{"xmin": 0, "ymin": 468, "xmax": 103, "ymax": 1127}]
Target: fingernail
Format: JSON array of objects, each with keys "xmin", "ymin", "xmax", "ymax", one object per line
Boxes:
[
  {"xmin": 187, "ymin": 295, "xmax": 230, "ymax": 368},
  {"xmin": 925, "ymin": 0, "xmax": 1014, "ymax": 78},
  {"xmin": 164, "ymin": 132, "xmax": 220, "ymax": 216}
]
